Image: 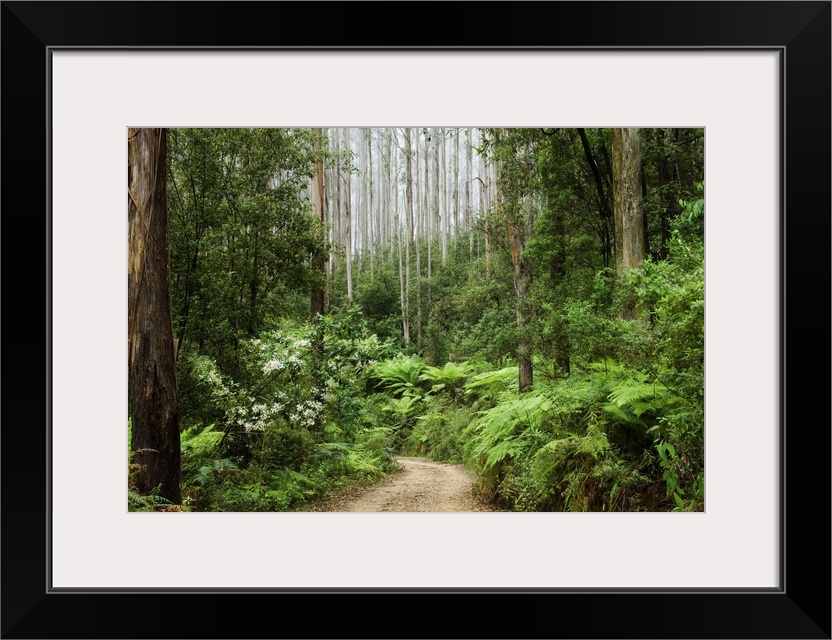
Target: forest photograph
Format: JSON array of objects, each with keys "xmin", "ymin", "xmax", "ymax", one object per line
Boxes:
[{"xmin": 127, "ymin": 126, "xmax": 705, "ymax": 514}]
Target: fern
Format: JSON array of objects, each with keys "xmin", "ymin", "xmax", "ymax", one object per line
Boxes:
[
  {"xmin": 128, "ymin": 488, "xmax": 174, "ymax": 512},
  {"xmin": 604, "ymin": 377, "xmax": 669, "ymax": 426},
  {"xmin": 608, "ymin": 380, "xmax": 659, "ymax": 408},
  {"xmin": 419, "ymin": 361, "xmax": 474, "ymax": 393},
  {"xmin": 465, "ymin": 391, "xmax": 555, "ymax": 470},
  {"xmin": 463, "ymin": 367, "xmax": 517, "ymax": 399},
  {"xmin": 368, "ymin": 354, "xmax": 424, "ymax": 397}
]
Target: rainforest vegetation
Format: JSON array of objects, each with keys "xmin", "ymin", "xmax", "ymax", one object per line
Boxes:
[{"xmin": 127, "ymin": 126, "xmax": 704, "ymax": 513}]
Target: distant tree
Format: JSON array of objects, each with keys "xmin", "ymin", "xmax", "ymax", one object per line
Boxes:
[
  {"xmin": 310, "ymin": 127, "xmax": 326, "ymax": 324},
  {"xmin": 343, "ymin": 127, "xmax": 354, "ymax": 302}
]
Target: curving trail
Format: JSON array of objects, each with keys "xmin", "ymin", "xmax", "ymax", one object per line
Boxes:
[{"xmin": 306, "ymin": 457, "xmax": 499, "ymax": 512}]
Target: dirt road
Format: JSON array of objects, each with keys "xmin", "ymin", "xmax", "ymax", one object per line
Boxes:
[{"xmin": 306, "ymin": 457, "xmax": 499, "ymax": 512}]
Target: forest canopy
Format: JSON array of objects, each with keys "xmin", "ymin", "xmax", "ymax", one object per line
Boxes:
[{"xmin": 127, "ymin": 127, "xmax": 705, "ymax": 513}]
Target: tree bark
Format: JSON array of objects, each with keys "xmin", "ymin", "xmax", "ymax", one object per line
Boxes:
[
  {"xmin": 343, "ymin": 128, "xmax": 353, "ymax": 302},
  {"xmin": 440, "ymin": 128, "xmax": 448, "ymax": 263},
  {"xmin": 612, "ymin": 127, "xmax": 645, "ymax": 319},
  {"xmin": 128, "ymin": 127, "xmax": 181, "ymax": 504},
  {"xmin": 310, "ymin": 128, "xmax": 326, "ymax": 323},
  {"xmin": 404, "ymin": 128, "xmax": 414, "ymax": 345},
  {"xmin": 415, "ymin": 130, "xmax": 422, "ymax": 349}
]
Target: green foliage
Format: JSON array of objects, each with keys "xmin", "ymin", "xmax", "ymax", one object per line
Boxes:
[
  {"xmin": 367, "ymin": 354, "xmax": 425, "ymax": 397},
  {"xmin": 463, "ymin": 367, "xmax": 518, "ymax": 404},
  {"xmin": 156, "ymin": 128, "xmax": 703, "ymax": 513},
  {"xmin": 128, "ymin": 484, "xmax": 176, "ymax": 512},
  {"xmin": 419, "ymin": 361, "xmax": 474, "ymax": 396},
  {"xmin": 464, "ymin": 391, "xmax": 556, "ymax": 471}
]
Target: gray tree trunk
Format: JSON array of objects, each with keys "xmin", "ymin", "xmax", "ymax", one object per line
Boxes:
[
  {"xmin": 612, "ymin": 127, "xmax": 645, "ymax": 319},
  {"xmin": 343, "ymin": 128, "xmax": 353, "ymax": 302}
]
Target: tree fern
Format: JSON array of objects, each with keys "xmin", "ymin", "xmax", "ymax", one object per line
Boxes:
[
  {"xmin": 367, "ymin": 354, "xmax": 424, "ymax": 397},
  {"xmin": 463, "ymin": 367, "xmax": 517, "ymax": 400},
  {"xmin": 419, "ymin": 361, "xmax": 474, "ymax": 393}
]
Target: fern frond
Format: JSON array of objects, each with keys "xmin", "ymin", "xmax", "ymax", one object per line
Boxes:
[
  {"xmin": 463, "ymin": 367, "xmax": 517, "ymax": 398},
  {"xmin": 420, "ymin": 361, "xmax": 474, "ymax": 389},
  {"xmin": 608, "ymin": 381, "xmax": 659, "ymax": 408},
  {"xmin": 368, "ymin": 355, "xmax": 424, "ymax": 396}
]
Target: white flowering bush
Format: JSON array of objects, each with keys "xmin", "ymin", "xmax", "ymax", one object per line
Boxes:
[{"xmin": 179, "ymin": 306, "xmax": 397, "ymax": 510}]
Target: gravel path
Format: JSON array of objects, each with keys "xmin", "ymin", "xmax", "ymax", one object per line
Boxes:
[{"xmin": 306, "ymin": 457, "xmax": 499, "ymax": 512}]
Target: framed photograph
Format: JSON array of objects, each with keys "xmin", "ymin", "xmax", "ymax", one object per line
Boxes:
[{"xmin": 3, "ymin": 2, "xmax": 829, "ymax": 638}]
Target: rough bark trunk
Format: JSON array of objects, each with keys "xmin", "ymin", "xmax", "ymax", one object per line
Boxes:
[
  {"xmin": 612, "ymin": 127, "xmax": 645, "ymax": 319},
  {"xmin": 128, "ymin": 127, "xmax": 181, "ymax": 504}
]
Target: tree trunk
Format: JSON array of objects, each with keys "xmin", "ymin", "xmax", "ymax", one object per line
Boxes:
[
  {"xmin": 128, "ymin": 127, "xmax": 181, "ymax": 504},
  {"xmin": 333, "ymin": 129, "xmax": 342, "ymax": 276},
  {"xmin": 310, "ymin": 128, "xmax": 326, "ymax": 323},
  {"xmin": 466, "ymin": 128, "xmax": 473, "ymax": 258},
  {"xmin": 343, "ymin": 128, "xmax": 353, "ymax": 302},
  {"xmin": 367, "ymin": 129, "xmax": 375, "ymax": 279},
  {"xmin": 404, "ymin": 128, "xmax": 414, "ymax": 345},
  {"xmin": 440, "ymin": 128, "xmax": 448, "ymax": 263},
  {"xmin": 453, "ymin": 128, "xmax": 460, "ymax": 248},
  {"xmin": 612, "ymin": 127, "xmax": 645, "ymax": 319},
  {"xmin": 508, "ymin": 216, "xmax": 534, "ymax": 393},
  {"xmin": 415, "ymin": 130, "xmax": 422, "ymax": 348}
]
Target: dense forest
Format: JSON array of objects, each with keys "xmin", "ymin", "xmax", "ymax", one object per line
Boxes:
[{"xmin": 128, "ymin": 126, "xmax": 704, "ymax": 513}]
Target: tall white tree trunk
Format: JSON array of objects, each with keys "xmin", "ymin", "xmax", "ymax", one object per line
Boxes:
[
  {"xmin": 453, "ymin": 128, "xmax": 460, "ymax": 246},
  {"xmin": 342, "ymin": 127, "xmax": 353, "ymax": 302},
  {"xmin": 440, "ymin": 127, "xmax": 448, "ymax": 263},
  {"xmin": 466, "ymin": 128, "xmax": 473, "ymax": 258}
]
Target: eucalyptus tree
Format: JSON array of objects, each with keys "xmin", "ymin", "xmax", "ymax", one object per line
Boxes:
[
  {"xmin": 612, "ymin": 127, "xmax": 645, "ymax": 319},
  {"xmin": 466, "ymin": 128, "xmax": 473, "ymax": 258},
  {"xmin": 453, "ymin": 127, "xmax": 460, "ymax": 245},
  {"xmin": 403, "ymin": 127, "xmax": 414, "ymax": 344},
  {"xmin": 342, "ymin": 127, "xmax": 354, "ymax": 302},
  {"xmin": 440, "ymin": 127, "xmax": 448, "ymax": 263},
  {"xmin": 491, "ymin": 128, "xmax": 538, "ymax": 393},
  {"xmin": 128, "ymin": 127, "xmax": 181, "ymax": 503},
  {"xmin": 310, "ymin": 127, "xmax": 326, "ymax": 324},
  {"xmin": 415, "ymin": 129, "xmax": 423, "ymax": 348}
]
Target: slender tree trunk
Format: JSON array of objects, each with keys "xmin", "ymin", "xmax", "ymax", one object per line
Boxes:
[
  {"xmin": 612, "ymin": 127, "xmax": 645, "ymax": 319},
  {"xmin": 404, "ymin": 128, "xmax": 413, "ymax": 344},
  {"xmin": 310, "ymin": 128, "xmax": 326, "ymax": 323},
  {"xmin": 128, "ymin": 127, "xmax": 181, "ymax": 504},
  {"xmin": 551, "ymin": 197, "xmax": 570, "ymax": 376},
  {"xmin": 436, "ymin": 129, "xmax": 442, "ymax": 278},
  {"xmin": 487, "ymin": 133, "xmax": 500, "ymax": 278},
  {"xmin": 440, "ymin": 128, "xmax": 448, "ymax": 263},
  {"xmin": 333, "ymin": 129, "xmax": 342, "ymax": 276},
  {"xmin": 394, "ymin": 129, "xmax": 408, "ymax": 344},
  {"xmin": 343, "ymin": 128, "xmax": 353, "ymax": 302},
  {"xmin": 367, "ymin": 129, "xmax": 375, "ymax": 278},
  {"xmin": 466, "ymin": 128, "xmax": 473, "ymax": 259},
  {"xmin": 389, "ymin": 128, "xmax": 396, "ymax": 261},
  {"xmin": 453, "ymin": 128, "xmax": 460, "ymax": 248},
  {"xmin": 415, "ymin": 130, "xmax": 422, "ymax": 348}
]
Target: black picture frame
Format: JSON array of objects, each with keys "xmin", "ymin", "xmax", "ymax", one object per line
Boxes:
[{"xmin": 2, "ymin": 2, "xmax": 829, "ymax": 638}]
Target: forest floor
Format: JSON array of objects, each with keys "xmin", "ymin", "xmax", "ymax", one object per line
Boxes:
[{"xmin": 305, "ymin": 457, "xmax": 501, "ymax": 512}]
